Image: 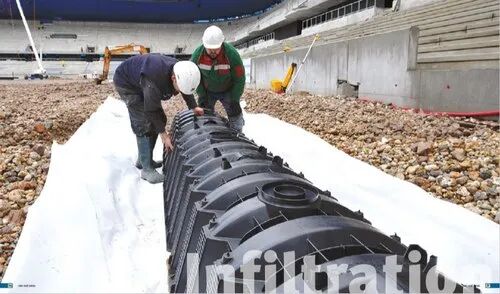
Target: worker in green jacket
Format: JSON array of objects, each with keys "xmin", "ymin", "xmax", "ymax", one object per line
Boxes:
[{"xmin": 191, "ymin": 25, "xmax": 246, "ymax": 132}]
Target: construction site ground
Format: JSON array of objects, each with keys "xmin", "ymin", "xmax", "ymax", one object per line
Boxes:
[{"xmin": 0, "ymin": 79, "xmax": 498, "ymax": 280}]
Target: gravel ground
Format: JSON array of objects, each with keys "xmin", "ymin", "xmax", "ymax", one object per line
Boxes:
[
  {"xmin": 243, "ymin": 89, "xmax": 500, "ymax": 224},
  {"xmin": 0, "ymin": 79, "xmax": 194, "ymax": 278},
  {"xmin": 0, "ymin": 80, "xmax": 498, "ymax": 278},
  {"xmin": 0, "ymin": 79, "xmax": 116, "ymax": 278}
]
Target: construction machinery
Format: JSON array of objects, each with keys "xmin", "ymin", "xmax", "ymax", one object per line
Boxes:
[
  {"xmin": 286, "ymin": 34, "xmax": 320, "ymax": 93},
  {"xmin": 95, "ymin": 44, "xmax": 149, "ymax": 84},
  {"xmin": 271, "ymin": 34, "xmax": 319, "ymax": 94},
  {"xmin": 16, "ymin": 0, "xmax": 47, "ymax": 80},
  {"xmin": 270, "ymin": 63, "xmax": 296, "ymax": 93}
]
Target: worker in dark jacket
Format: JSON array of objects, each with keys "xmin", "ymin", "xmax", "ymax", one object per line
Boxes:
[
  {"xmin": 114, "ymin": 54, "xmax": 203, "ymax": 184},
  {"xmin": 191, "ymin": 25, "xmax": 245, "ymax": 132}
]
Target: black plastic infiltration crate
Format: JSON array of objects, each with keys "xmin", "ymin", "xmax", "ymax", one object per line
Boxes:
[{"xmin": 163, "ymin": 111, "xmax": 475, "ymax": 294}]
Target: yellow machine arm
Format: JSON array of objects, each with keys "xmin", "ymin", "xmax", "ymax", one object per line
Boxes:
[
  {"xmin": 282, "ymin": 63, "xmax": 297, "ymax": 91},
  {"xmin": 95, "ymin": 44, "xmax": 149, "ymax": 84},
  {"xmin": 271, "ymin": 63, "xmax": 297, "ymax": 93}
]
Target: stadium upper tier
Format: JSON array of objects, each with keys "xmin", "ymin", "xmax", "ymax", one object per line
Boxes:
[
  {"xmin": 0, "ymin": 0, "xmax": 353, "ymax": 56},
  {"xmin": 0, "ymin": 20, "xmax": 236, "ymax": 56},
  {"xmin": 0, "ymin": 0, "xmax": 282, "ymax": 23}
]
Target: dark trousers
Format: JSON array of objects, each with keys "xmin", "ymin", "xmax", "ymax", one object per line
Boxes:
[
  {"xmin": 200, "ymin": 91, "xmax": 245, "ymax": 131},
  {"xmin": 115, "ymin": 85, "xmax": 164, "ymax": 137}
]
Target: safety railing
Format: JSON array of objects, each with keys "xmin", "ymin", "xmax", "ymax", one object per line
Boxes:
[
  {"xmin": 302, "ymin": 0, "xmax": 376, "ymax": 30},
  {"xmin": 235, "ymin": 31, "xmax": 275, "ymax": 49}
]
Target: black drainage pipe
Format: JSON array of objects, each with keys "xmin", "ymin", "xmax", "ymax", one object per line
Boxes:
[{"xmin": 163, "ymin": 110, "xmax": 474, "ymax": 294}]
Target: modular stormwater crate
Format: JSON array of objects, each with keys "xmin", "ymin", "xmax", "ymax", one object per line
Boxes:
[{"xmin": 163, "ymin": 111, "xmax": 476, "ymax": 293}]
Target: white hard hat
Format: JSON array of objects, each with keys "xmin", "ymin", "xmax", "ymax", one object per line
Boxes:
[
  {"xmin": 202, "ymin": 25, "xmax": 225, "ymax": 49},
  {"xmin": 173, "ymin": 61, "xmax": 201, "ymax": 95}
]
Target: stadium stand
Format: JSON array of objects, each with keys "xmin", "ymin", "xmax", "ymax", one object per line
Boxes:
[{"xmin": 246, "ymin": 0, "xmax": 498, "ymax": 114}]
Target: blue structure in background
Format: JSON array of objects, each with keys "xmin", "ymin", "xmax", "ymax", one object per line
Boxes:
[{"xmin": 0, "ymin": 0, "xmax": 282, "ymax": 23}]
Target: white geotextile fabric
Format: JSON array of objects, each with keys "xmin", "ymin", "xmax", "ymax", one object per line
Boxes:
[
  {"xmin": 2, "ymin": 98, "xmax": 168, "ymax": 293},
  {"xmin": 2, "ymin": 97, "xmax": 499, "ymax": 293}
]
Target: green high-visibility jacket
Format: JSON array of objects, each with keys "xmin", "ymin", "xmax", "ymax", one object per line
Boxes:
[{"xmin": 190, "ymin": 42, "xmax": 245, "ymax": 103}]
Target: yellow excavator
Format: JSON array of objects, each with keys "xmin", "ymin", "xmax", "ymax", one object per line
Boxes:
[
  {"xmin": 271, "ymin": 35, "xmax": 319, "ymax": 93},
  {"xmin": 95, "ymin": 44, "xmax": 149, "ymax": 84},
  {"xmin": 270, "ymin": 63, "xmax": 297, "ymax": 93}
]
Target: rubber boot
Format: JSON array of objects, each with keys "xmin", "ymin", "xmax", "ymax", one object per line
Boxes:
[
  {"xmin": 136, "ymin": 135, "xmax": 164, "ymax": 184},
  {"xmin": 135, "ymin": 159, "xmax": 162, "ymax": 169},
  {"xmin": 135, "ymin": 134, "xmax": 162, "ymax": 169},
  {"xmin": 228, "ymin": 113, "xmax": 245, "ymax": 132}
]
